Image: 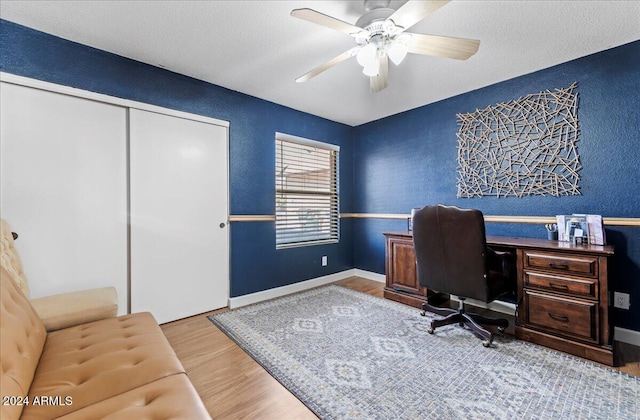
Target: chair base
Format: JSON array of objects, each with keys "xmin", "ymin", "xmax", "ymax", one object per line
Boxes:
[{"xmin": 420, "ymin": 300, "xmax": 508, "ymax": 347}]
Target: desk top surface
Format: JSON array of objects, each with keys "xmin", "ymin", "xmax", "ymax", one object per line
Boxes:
[{"xmin": 383, "ymin": 231, "xmax": 614, "ymax": 255}]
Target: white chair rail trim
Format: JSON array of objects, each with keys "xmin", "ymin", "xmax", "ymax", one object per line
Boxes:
[{"xmin": 230, "ymin": 213, "xmax": 639, "ymax": 227}]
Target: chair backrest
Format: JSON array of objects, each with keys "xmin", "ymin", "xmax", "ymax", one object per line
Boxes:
[
  {"xmin": 412, "ymin": 204, "xmax": 491, "ymax": 301},
  {"xmin": 0, "ymin": 219, "xmax": 30, "ymax": 297},
  {"xmin": 0, "ymin": 266, "xmax": 47, "ymax": 420}
]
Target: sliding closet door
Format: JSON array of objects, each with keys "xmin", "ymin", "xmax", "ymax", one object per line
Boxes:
[
  {"xmin": 129, "ymin": 109, "xmax": 229, "ymax": 324},
  {"xmin": 0, "ymin": 83, "xmax": 128, "ymax": 312}
]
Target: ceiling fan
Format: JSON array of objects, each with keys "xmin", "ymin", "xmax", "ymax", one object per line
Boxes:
[{"xmin": 291, "ymin": 0, "xmax": 480, "ymax": 92}]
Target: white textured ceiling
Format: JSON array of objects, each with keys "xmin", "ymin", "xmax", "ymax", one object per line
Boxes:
[{"xmin": 1, "ymin": 1, "xmax": 638, "ymax": 126}]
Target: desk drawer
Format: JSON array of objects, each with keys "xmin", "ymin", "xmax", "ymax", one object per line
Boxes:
[
  {"xmin": 524, "ymin": 251, "xmax": 598, "ymax": 277},
  {"xmin": 524, "ymin": 290, "xmax": 597, "ymax": 342},
  {"xmin": 524, "ymin": 271, "xmax": 598, "ymax": 299}
]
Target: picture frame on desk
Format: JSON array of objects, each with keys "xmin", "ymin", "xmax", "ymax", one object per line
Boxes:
[
  {"xmin": 556, "ymin": 215, "xmax": 569, "ymax": 241},
  {"xmin": 584, "ymin": 214, "xmax": 606, "ymax": 245},
  {"xmin": 567, "ymin": 215, "xmax": 589, "ymax": 244},
  {"xmin": 556, "ymin": 214, "xmax": 606, "ymax": 245}
]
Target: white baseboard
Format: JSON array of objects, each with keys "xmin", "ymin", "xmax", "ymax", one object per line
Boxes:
[
  {"xmin": 229, "ymin": 269, "xmax": 356, "ymax": 309},
  {"xmin": 353, "ymin": 269, "xmax": 386, "ymax": 283},
  {"xmin": 615, "ymin": 326, "xmax": 640, "ymax": 346},
  {"xmin": 229, "ymin": 269, "xmax": 387, "ymax": 309}
]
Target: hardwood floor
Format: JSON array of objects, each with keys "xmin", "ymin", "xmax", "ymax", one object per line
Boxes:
[{"xmin": 160, "ymin": 277, "xmax": 640, "ymax": 418}]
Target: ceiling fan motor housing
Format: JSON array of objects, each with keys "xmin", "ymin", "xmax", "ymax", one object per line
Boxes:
[
  {"xmin": 363, "ymin": 0, "xmax": 391, "ymax": 12},
  {"xmin": 356, "ymin": 8, "xmax": 395, "ymax": 31}
]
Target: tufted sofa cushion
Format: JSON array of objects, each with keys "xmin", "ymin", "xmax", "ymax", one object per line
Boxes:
[
  {"xmin": 0, "ymin": 267, "xmax": 47, "ymax": 420},
  {"xmin": 21, "ymin": 312, "xmax": 186, "ymax": 419},
  {"xmin": 56, "ymin": 373, "xmax": 210, "ymax": 419},
  {"xmin": 0, "ymin": 219, "xmax": 30, "ymax": 297}
]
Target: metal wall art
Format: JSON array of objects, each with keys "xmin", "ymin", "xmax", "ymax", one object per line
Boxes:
[{"xmin": 456, "ymin": 82, "xmax": 580, "ymax": 198}]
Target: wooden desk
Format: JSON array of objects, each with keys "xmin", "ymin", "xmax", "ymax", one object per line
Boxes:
[{"xmin": 383, "ymin": 231, "xmax": 615, "ymax": 365}]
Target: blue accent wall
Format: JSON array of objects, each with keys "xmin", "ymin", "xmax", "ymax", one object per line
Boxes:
[
  {"xmin": 352, "ymin": 41, "xmax": 640, "ymax": 331},
  {"xmin": 2, "ymin": 19, "xmax": 639, "ymax": 333},
  {"xmin": 0, "ymin": 19, "xmax": 355, "ymax": 298}
]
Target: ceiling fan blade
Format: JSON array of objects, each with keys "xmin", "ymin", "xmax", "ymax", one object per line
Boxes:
[
  {"xmin": 291, "ymin": 8, "xmax": 367, "ymax": 37},
  {"xmin": 370, "ymin": 55, "xmax": 388, "ymax": 93},
  {"xmin": 406, "ymin": 33, "xmax": 480, "ymax": 60},
  {"xmin": 296, "ymin": 48, "xmax": 358, "ymax": 83},
  {"xmin": 387, "ymin": 0, "xmax": 450, "ymax": 32}
]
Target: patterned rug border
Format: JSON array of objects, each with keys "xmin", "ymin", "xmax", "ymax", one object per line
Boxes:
[
  {"xmin": 208, "ymin": 287, "xmax": 369, "ymax": 417},
  {"xmin": 208, "ymin": 284, "xmax": 639, "ymax": 419}
]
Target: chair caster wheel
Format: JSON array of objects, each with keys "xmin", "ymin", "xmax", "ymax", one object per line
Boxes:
[
  {"xmin": 498, "ymin": 326, "xmax": 506, "ymax": 333},
  {"xmin": 427, "ymin": 328, "xmax": 434, "ymax": 334},
  {"xmin": 482, "ymin": 340, "xmax": 491, "ymax": 348},
  {"xmin": 420, "ymin": 310, "xmax": 426, "ymax": 317}
]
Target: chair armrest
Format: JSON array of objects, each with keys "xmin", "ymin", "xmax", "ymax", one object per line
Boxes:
[{"xmin": 30, "ymin": 287, "xmax": 118, "ymax": 332}]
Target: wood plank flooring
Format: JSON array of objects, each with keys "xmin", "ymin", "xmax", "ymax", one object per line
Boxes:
[{"xmin": 160, "ymin": 277, "xmax": 640, "ymax": 418}]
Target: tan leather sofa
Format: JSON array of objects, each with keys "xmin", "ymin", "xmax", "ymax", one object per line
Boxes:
[
  {"xmin": 1, "ymin": 267, "xmax": 211, "ymax": 419},
  {"xmin": 0, "ymin": 219, "xmax": 118, "ymax": 331}
]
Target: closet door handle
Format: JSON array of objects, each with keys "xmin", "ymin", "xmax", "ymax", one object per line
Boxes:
[{"xmin": 219, "ymin": 222, "xmax": 226, "ymax": 228}]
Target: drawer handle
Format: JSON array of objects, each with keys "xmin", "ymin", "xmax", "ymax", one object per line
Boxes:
[
  {"xmin": 548, "ymin": 263, "xmax": 569, "ymax": 270},
  {"xmin": 548, "ymin": 312, "xmax": 569, "ymax": 323},
  {"xmin": 549, "ymin": 283, "xmax": 569, "ymax": 290}
]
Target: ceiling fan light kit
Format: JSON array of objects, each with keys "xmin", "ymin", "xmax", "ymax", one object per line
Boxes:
[
  {"xmin": 362, "ymin": 60, "xmax": 380, "ymax": 77},
  {"xmin": 356, "ymin": 32, "xmax": 410, "ymax": 76},
  {"xmin": 291, "ymin": 0, "xmax": 480, "ymax": 92},
  {"xmin": 387, "ymin": 36, "xmax": 410, "ymax": 65},
  {"xmin": 356, "ymin": 42, "xmax": 377, "ymax": 67}
]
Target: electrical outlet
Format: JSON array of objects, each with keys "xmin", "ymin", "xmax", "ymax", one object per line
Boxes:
[
  {"xmin": 614, "ymin": 292, "xmax": 631, "ymax": 310},
  {"xmin": 321, "ymin": 256, "xmax": 328, "ymax": 267}
]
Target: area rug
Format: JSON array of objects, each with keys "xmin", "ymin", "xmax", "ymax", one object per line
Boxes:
[{"xmin": 208, "ymin": 285, "xmax": 639, "ymax": 419}]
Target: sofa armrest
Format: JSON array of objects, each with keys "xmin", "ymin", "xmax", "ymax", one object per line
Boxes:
[{"xmin": 30, "ymin": 287, "xmax": 118, "ymax": 331}]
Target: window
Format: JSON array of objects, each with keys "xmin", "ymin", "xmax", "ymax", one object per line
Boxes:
[{"xmin": 275, "ymin": 133, "xmax": 339, "ymax": 248}]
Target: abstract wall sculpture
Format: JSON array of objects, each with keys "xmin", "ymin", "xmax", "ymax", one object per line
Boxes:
[{"xmin": 456, "ymin": 82, "xmax": 581, "ymax": 198}]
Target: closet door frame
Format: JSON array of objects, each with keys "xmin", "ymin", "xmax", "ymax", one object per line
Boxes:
[
  {"xmin": 0, "ymin": 73, "xmax": 228, "ymax": 127},
  {"xmin": 0, "ymin": 72, "xmax": 231, "ymax": 314}
]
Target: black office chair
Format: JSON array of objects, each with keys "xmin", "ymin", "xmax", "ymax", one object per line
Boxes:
[{"xmin": 412, "ymin": 204, "xmax": 514, "ymax": 347}]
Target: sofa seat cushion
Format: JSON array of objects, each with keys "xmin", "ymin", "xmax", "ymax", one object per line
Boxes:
[
  {"xmin": 30, "ymin": 286, "xmax": 118, "ymax": 331},
  {"xmin": 21, "ymin": 312, "xmax": 185, "ymax": 419},
  {"xmin": 56, "ymin": 374, "xmax": 211, "ymax": 419}
]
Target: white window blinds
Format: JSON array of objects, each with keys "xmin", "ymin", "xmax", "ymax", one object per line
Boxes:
[{"xmin": 275, "ymin": 133, "xmax": 339, "ymax": 248}]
